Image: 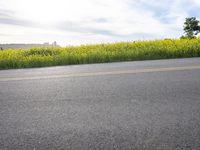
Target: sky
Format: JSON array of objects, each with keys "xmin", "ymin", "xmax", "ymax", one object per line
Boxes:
[{"xmin": 0, "ymin": 0, "xmax": 200, "ymax": 46}]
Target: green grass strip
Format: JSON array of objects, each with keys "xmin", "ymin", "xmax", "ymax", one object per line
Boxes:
[{"xmin": 1, "ymin": 38, "xmax": 200, "ymax": 69}]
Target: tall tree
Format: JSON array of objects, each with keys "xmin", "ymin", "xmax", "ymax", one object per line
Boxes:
[{"xmin": 182, "ymin": 17, "xmax": 200, "ymax": 39}]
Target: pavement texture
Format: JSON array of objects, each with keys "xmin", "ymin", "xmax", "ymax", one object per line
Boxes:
[{"xmin": 0, "ymin": 58, "xmax": 200, "ymax": 150}]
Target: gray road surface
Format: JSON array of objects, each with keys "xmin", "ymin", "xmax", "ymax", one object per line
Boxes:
[{"xmin": 0, "ymin": 58, "xmax": 200, "ymax": 150}]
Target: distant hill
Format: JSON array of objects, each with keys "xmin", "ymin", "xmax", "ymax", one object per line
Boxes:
[{"xmin": 0, "ymin": 42, "xmax": 60, "ymax": 50}]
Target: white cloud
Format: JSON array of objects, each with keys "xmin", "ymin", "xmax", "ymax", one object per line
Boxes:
[
  {"xmin": 192, "ymin": 0, "xmax": 200, "ymax": 5},
  {"xmin": 0, "ymin": 0, "xmax": 199, "ymax": 46}
]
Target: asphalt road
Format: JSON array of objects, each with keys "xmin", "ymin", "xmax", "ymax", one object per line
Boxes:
[{"xmin": 0, "ymin": 58, "xmax": 200, "ymax": 150}]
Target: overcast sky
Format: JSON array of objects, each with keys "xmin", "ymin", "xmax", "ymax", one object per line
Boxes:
[{"xmin": 0, "ymin": 0, "xmax": 200, "ymax": 46}]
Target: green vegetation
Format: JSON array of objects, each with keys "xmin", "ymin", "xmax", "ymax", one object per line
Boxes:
[
  {"xmin": 1, "ymin": 38, "xmax": 200, "ymax": 69},
  {"xmin": 181, "ymin": 17, "xmax": 200, "ymax": 39}
]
